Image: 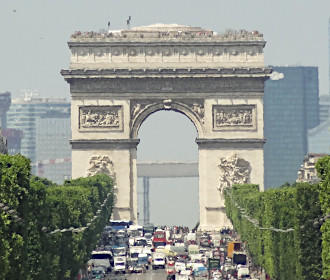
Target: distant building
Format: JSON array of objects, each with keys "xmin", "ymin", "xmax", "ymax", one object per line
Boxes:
[
  {"xmin": 308, "ymin": 118, "xmax": 330, "ymax": 154},
  {"xmin": 2, "ymin": 128, "xmax": 23, "ymax": 155},
  {"xmin": 0, "ymin": 92, "xmax": 11, "ymax": 129},
  {"xmin": 35, "ymin": 110, "xmax": 71, "ymax": 184},
  {"xmin": 0, "ymin": 92, "xmax": 11, "ymax": 154},
  {"xmin": 296, "ymin": 153, "xmax": 327, "ymax": 184},
  {"xmin": 7, "ymin": 95, "xmax": 71, "ymax": 179},
  {"xmin": 319, "ymin": 95, "xmax": 330, "ymax": 123},
  {"xmin": 0, "ymin": 131, "xmax": 7, "ymax": 154},
  {"xmin": 264, "ymin": 66, "xmax": 320, "ymax": 188}
]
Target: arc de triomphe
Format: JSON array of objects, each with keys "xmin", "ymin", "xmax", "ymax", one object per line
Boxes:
[{"xmin": 61, "ymin": 24, "xmax": 271, "ymax": 230}]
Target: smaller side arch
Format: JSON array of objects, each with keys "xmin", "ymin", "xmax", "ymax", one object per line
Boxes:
[{"xmin": 130, "ymin": 100, "xmax": 205, "ymax": 139}]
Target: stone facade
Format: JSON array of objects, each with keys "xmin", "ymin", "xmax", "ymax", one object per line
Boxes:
[
  {"xmin": 62, "ymin": 24, "xmax": 271, "ymax": 230},
  {"xmin": 296, "ymin": 153, "xmax": 327, "ymax": 184}
]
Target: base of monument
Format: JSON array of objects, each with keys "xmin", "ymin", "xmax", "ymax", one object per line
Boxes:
[{"xmin": 199, "ymin": 207, "xmax": 233, "ymax": 231}]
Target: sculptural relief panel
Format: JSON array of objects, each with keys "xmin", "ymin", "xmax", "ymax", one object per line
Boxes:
[
  {"xmin": 87, "ymin": 155, "xmax": 116, "ymax": 178},
  {"xmin": 79, "ymin": 105, "xmax": 123, "ymax": 131},
  {"xmin": 212, "ymin": 104, "xmax": 256, "ymax": 131},
  {"xmin": 217, "ymin": 153, "xmax": 251, "ymax": 194}
]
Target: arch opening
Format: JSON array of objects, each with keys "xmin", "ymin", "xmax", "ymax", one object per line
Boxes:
[
  {"xmin": 131, "ymin": 101, "xmax": 204, "ymax": 139},
  {"xmin": 136, "ymin": 110, "xmax": 199, "ymax": 228}
]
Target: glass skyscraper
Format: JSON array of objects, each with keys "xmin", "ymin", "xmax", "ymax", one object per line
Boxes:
[
  {"xmin": 7, "ymin": 95, "xmax": 71, "ymax": 180},
  {"xmin": 264, "ymin": 66, "xmax": 320, "ymax": 189},
  {"xmin": 36, "ymin": 110, "xmax": 71, "ymax": 184}
]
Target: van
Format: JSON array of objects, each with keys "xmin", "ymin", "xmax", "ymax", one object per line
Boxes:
[
  {"xmin": 113, "ymin": 256, "xmax": 126, "ymax": 274},
  {"xmin": 87, "ymin": 250, "xmax": 112, "ymax": 273}
]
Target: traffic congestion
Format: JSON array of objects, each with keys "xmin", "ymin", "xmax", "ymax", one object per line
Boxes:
[{"xmin": 85, "ymin": 220, "xmax": 262, "ymax": 280}]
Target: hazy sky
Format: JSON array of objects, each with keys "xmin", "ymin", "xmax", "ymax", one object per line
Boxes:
[
  {"xmin": 1, "ymin": 1, "xmax": 330, "ymax": 227},
  {"xmin": 1, "ymin": 0, "xmax": 329, "ymax": 97}
]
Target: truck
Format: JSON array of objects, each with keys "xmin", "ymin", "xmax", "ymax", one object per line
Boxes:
[
  {"xmin": 227, "ymin": 241, "xmax": 242, "ymax": 258},
  {"xmin": 233, "ymin": 251, "xmax": 247, "ymax": 265},
  {"xmin": 152, "ymin": 229, "xmax": 167, "ymax": 249},
  {"xmin": 152, "ymin": 252, "xmax": 166, "ymax": 270}
]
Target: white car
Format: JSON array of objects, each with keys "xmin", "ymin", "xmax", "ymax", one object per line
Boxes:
[{"xmin": 175, "ymin": 260, "xmax": 186, "ymax": 272}]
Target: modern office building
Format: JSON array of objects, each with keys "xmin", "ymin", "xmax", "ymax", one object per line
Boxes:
[
  {"xmin": 308, "ymin": 119, "xmax": 330, "ymax": 154},
  {"xmin": 264, "ymin": 66, "xmax": 320, "ymax": 188},
  {"xmin": 2, "ymin": 128, "xmax": 23, "ymax": 155},
  {"xmin": 7, "ymin": 95, "xmax": 71, "ymax": 178},
  {"xmin": 0, "ymin": 92, "xmax": 11, "ymax": 129},
  {"xmin": 35, "ymin": 110, "xmax": 71, "ymax": 184},
  {"xmin": 319, "ymin": 95, "xmax": 330, "ymax": 122}
]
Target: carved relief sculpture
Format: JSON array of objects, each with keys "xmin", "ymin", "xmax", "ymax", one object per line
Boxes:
[
  {"xmin": 217, "ymin": 154, "xmax": 251, "ymax": 194},
  {"xmin": 87, "ymin": 155, "xmax": 115, "ymax": 178},
  {"xmin": 130, "ymin": 100, "xmax": 158, "ymax": 120},
  {"xmin": 191, "ymin": 102, "xmax": 205, "ymax": 123},
  {"xmin": 213, "ymin": 105, "xmax": 255, "ymax": 130},
  {"xmin": 79, "ymin": 106, "xmax": 123, "ymax": 130}
]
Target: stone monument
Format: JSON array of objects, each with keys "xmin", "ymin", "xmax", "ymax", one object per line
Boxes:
[{"xmin": 61, "ymin": 24, "xmax": 271, "ymax": 230}]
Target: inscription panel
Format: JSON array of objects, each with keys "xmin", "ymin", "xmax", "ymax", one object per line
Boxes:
[
  {"xmin": 213, "ymin": 104, "xmax": 256, "ymax": 131},
  {"xmin": 79, "ymin": 105, "xmax": 123, "ymax": 131}
]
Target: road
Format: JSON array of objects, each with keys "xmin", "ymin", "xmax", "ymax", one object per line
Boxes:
[{"xmin": 108, "ymin": 269, "xmax": 166, "ymax": 280}]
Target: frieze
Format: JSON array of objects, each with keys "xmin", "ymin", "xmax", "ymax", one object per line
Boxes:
[
  {"xmin": 70, "ymin": 45, "xmax": 264, "ymax": 61},
  {"xmin": 217, "ymin": 153, "xmax": 251, "ymax": 194},
  {"xmin": 79, "ymin": 105, "xmax": 123, "ymax": 131},
  {"xmin": 213, "ymin": 104, "xmax": 256, "ymax": 131},
  {"xmin": 68, "ymin": 77, "xmax": 265, "ymax": 94}
]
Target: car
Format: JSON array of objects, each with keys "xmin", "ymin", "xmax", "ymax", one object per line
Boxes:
[{"xmin": 91, "ymin": 266, "xmax": 106, "ymax": 279}]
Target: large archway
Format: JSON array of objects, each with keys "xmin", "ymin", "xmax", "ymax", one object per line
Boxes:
[
  {"xmin": 62, "ymin": 24, "xmax": 271, "ymax": 230},
  {"xmin": 137, "ymin": 110, "xmax": 199, "ymax": 227}
]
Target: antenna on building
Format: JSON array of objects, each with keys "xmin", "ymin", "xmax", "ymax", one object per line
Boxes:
[{"xmin": 126, "ymin": 16, "xmax": 132, "ymax": 29}]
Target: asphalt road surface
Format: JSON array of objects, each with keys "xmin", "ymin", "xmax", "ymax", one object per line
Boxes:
[{"xmin": 108, "ymin": 269, "xmax": 166, "ymax": 280}]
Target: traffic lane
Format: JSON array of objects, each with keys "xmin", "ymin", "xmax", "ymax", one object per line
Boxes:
[{"xmin": 125, "ymin": 269, "xmax": 166, "ymax": 280}]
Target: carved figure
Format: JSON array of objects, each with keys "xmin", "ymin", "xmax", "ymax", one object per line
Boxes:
[
  {"xmin": 80, "ymin": 106, "xmax": 121, "ymax": 128},
  {"xmin": 87, "ymin": 155, "xmax": 115, "ymax": 178},
  {"xmin": 132, "ymin": 103, "xmax": 142, "ymax": 119},
  {"xmin": 192, "ymin": 103, "xmax": 205, "ymax": 121},
  {"xmin": 217, "ymin": 154, "xmax": 251, "ymax": 194}
]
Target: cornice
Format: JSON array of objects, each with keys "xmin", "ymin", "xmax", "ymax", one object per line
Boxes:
[
  {"xmin": 68, "ymin": 40, "xmax": 266, "ymax": 48},
  {"xmin": 196, "ymin": 138, "xmax": 266, "ymax": 148},
  {"xmin": 71, "ymin": 139, "xmax": 140, "ymax": 149},
  {"xmin": 61, "ymin": 67, "xmax": 272, "ymax": 80}
]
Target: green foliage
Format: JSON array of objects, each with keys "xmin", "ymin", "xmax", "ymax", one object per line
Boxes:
[
  {"xmin": 316, "ymin": 156, "xmax": 330, "ymax": 279},
  {"xmin": 225, "ymin": 183, "xmax": 322, "ymax": 280},
  {"xmin": 0, "ymin": 154, "xmax": 115, "ymax": 280}
]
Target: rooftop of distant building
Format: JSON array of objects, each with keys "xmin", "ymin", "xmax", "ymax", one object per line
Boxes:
[{"xmin": 11, "ymin": 95, "xmax": 69, "ymax": 104}]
